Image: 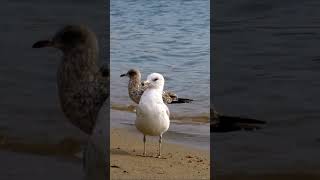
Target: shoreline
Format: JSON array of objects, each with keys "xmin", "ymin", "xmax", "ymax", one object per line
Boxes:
[
  {"xmin": 111, "ymin": 102, "xmax": 210, "ymax": 124},
  {"xmin": 110, "ymin": 127, "xmax": 210, "ymax": 179},
  {"xmin": 110, "ymin": 109, "xmax": 210, "ymax": 151}
]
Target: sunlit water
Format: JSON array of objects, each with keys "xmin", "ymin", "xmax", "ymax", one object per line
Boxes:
[{"xmin": 110, "ymin": 0, "xmax": 210, "ymax": 140}]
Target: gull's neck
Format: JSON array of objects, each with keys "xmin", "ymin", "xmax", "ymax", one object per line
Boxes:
[
  {"xmin": 60, "ymin": 48, "xmax": 99, "ymax": 79},
  {"xmin": 142, "ymin": 86, "xmax": 164, "ymax": 104}
]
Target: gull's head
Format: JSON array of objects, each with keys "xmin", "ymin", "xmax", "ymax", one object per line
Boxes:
[
  {"xmin": 144, "ymin": 73, "xmax": 165, "ymax": 90},
  {"xmin": 32, "ymin": 25, "xmax": 98, "ymax": 53},
  {"xmin": 120, "ymin": 69, "xmax": 141, "ymax": 79}
]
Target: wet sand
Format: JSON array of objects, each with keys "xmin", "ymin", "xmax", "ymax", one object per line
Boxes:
[{"xmin": 110, "ymin": 128, "xmax": 210, "ymax": 180}]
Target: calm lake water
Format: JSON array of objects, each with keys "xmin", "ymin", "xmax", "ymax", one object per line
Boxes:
[
  {"xmin": 213, "ymin": 0, "xmax": 320, "ymax": 176},
  {"xmin": 110, "ymin": 0, "xmax": 210, "ymax": 148}
]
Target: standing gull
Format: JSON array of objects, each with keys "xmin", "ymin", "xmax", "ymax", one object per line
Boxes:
[
  {"xmin": 32, "ymin": 25, "xmax": 108, "ymax": 135},
  {"xmin": 120, "ymin": 69, "xmax": 193, "ymax": 104},
  {"xmin": 136, "ymin": 73, "xmax": 170, "ymax": 158}
]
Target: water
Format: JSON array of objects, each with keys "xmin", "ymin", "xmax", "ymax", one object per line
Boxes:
[
  {"xmin": 0, "ymin": 1, "xmax": 107, "ymax": 179},
  {"xmin": 213, "ymin": 0, "xmax": 320, "ymax": 175},
  {"xmin": 110, "ymin": 0, "xmax": 210, "ymax": 146},
  {"xmin": 0, "ymin": 0, "xmax": 106, "ymax": 149}
]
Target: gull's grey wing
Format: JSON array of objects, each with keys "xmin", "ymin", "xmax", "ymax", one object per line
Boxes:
[
  {"xmin": 135, "ymin": 105, "xmax": 145, "ymax": 121},
  {"xmin": 165, "ymin": 104, "xmax": 170, "ymax": 118}
]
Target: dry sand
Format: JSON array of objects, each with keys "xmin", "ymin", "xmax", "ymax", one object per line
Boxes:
[{"xmin": 110, "ymin": 128, "xmax": 210, "ymax": 180}]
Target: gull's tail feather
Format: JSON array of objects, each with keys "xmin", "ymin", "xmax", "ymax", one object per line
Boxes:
[
  {"xmin": 211, "ymin": 115, "xmax": 266, "ymax": 133},
  {"xmin": 170, "ymin": 98, "xmax": 194, "ymax": 104}
]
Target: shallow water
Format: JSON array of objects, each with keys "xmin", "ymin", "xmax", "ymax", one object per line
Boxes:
[{"xmin": 110, "ymin": 0, "xmax": 210, "ymax": 117}]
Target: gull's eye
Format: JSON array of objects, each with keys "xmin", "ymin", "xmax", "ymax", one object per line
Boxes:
[{"xmin": 153, "ymin": 78, "xmax": 158, "ymax": 81}]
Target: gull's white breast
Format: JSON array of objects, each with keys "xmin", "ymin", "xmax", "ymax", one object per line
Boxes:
[{"xmin": 136, "ymin": 89, "xmax": 170, "ymax": 136}]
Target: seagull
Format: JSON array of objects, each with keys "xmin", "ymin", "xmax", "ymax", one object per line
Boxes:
[
  {"xmin": 32, "ymin": 25, "xmax": 109, "ymax": 135},
  {"xmin": 135, "ymin": 73, "xmax": 170, "ymax": 158},
  {"xmin": 33, "ymin": 25, "xmax": 109, "ymax": 179},
  {"xmin": 120, "ymin": 69, "xmax": 193, "ymax": 104}
]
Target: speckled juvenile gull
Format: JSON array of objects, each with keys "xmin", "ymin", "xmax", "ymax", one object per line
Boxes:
[
  {"xmin": 120, "ymin": 69, "xmax": 193, "ymax": 104},
  {"xmin": 135, "ymin": 73, "xmax": 170, "ymax": 157},
  {"xmin": 33, "ymin": 25, "xmax": 109, "ymax": 179},
  {"xmin": 33, "ymin": 25, "xmax": 108, "ymax": 135}
]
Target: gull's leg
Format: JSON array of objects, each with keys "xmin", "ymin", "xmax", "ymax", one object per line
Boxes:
[
  {"xmin": 143, "ymin": 135, "xmax": 146, "ymax": 156},
  {"xmin": 158, "ymin": 134, "xmax": 162, "ymax": 158}
]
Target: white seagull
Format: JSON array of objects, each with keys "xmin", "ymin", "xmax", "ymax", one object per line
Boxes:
[{"xmin": 135, "ymin": 73, "xmax": 170, "ymax": 158}]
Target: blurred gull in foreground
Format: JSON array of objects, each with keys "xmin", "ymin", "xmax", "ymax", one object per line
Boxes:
[{"xmin": 33, "ymin": 25, "xmax": 109, "ymax": 179}]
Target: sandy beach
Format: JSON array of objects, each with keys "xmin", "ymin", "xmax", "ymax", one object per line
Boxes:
[{"xmin": 110, "ymin": 128, "xmax": 210, "ymax": 180}]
